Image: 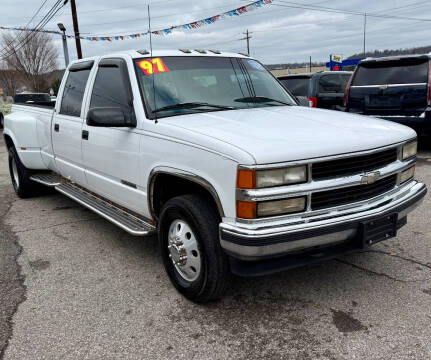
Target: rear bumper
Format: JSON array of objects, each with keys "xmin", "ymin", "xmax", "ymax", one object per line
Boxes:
[{"xmin": 219, "ymin": 180, "xmax": 427, "ymax": 276}]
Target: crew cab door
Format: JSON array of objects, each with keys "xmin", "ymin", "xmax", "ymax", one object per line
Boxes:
[
  {"xmin": 52, "ymin": 61, "xmax": 94, "ymax": 184},
  {"xmin": 81, "ymin": 57, "xmax": 145, "ymax": 214}
]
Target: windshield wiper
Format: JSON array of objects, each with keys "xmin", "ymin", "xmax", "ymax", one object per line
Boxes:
[
  {"xmin": 153, "ymin": 102, "xmax": 236, "ymax": 113},
  {"xmin": 233, "ymin": 96, "xmax": 293, "ymax": 106}
]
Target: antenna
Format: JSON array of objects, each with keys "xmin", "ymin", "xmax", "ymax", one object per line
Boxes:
[{"xmin": 148, "ymin": 4, "xmax": 157, "ymax": 123}]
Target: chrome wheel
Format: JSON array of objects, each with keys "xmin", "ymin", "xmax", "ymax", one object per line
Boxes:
[
  {"xmin": 11, "ymin": 156, "xmax": 19, "ymax": 188},
  {"xmin": 168, "ymin": 219, "xmax": 202, "ymax": 282}
]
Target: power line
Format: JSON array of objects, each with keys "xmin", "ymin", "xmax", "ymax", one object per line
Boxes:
[
  {"xmin": 0, "ymin": 0, "xmax": 50, "ymax": 62},
  {"xmin": 273, "ymin": 0, "xmax": 431, "ymax": 22},
  {"xmin": 372, "ymin": 0, "xmax": 428, "ymax": 15},
  {"xmin": 1, "ymin": 0, "xmax": 66, "ymax": 60}
]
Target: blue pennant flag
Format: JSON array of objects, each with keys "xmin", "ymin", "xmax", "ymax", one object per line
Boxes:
[{"xmin": 227, "ymin": 9, "xmax": 239, "ymax": 16}]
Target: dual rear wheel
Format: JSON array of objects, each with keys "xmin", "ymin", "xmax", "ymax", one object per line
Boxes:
[{"xmin": 8, "ymin": 145, "xmax": 45, "ymax": 198}]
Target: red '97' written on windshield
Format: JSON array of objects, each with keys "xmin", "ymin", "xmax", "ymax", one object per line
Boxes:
[{"xmin": 137, "ymin": 58, "xmax": 170, "ymax": 75}]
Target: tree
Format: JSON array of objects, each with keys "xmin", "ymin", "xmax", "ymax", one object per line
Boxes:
[
  {"xmin": 1, "ymin": 30, "xmax": 57, "ymax": 92},
  {"xmin": 0, "ymin": 61, "xmax": 21, "ymax": 97}
]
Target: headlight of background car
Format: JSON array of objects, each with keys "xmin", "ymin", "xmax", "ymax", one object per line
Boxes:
[
  {"xmin": 402, "ymin": 141, "xmax": 417, "ymax": 160},
  {"xmin": 256, "ymin": 166, "xmax": 307, "ymax": 188}
]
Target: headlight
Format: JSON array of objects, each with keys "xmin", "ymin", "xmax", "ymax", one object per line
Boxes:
[
  {"xmin": 256, "ymin": 166, "xmax": 307, "ymax": 188},
  {"xmin": 257, "ymin": 197, "xmax": 306, "ymax": 217},
  {"xmin": 400, "ymin": 166, "xmax": 415, "ymax": 184},
  {"xmin": 402, "ymin": 141, "xmax": 417, "ymax": 160}
]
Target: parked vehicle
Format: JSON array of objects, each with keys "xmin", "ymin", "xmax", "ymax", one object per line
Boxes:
[
  {"xmin": 3, "ymin": 50, "xmax": 426, "ymax": 302},
  {"xmin": 345, "ymin": 54, "xmax": 431, "ymax": 136},
  {"xmin": 14, "ymin": 92, "xmax": 54, "ymax": 107},
  {"xmin": 278, "ymin": 71, "xmax": 352, "ymax": 109}
]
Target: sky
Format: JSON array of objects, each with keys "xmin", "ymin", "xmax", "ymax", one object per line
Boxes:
[{"xmin": 1, "ymin": 0, "xmax": 431, "ymax": 68}]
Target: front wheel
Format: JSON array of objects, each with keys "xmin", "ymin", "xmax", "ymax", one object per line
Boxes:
[{"xmin": 158, "ymin": 194, "xmax": 230, "ymax": 303}]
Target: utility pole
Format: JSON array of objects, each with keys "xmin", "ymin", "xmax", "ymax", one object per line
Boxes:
[
  {"xmin": 309, "ymin": 56, "xmax": 312, "ymax": 72},
  {"xmin": 363, "ymin": 12, "xmax": 367, "ymax": 56},
  {"xmin": 57, "ymin": 23, "xmax": 69, "ymax": 68},
  {"xmin": 241, "ymin": 29, "xmax": 252, "ymax": 56},
  {"xmin": 70, "ymin": 0, "xmax": 82, "ymax": 59}
]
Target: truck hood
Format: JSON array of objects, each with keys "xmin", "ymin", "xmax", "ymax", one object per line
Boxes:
[{"xmin": 162, "ymin": 106, "xmax": 416, "ymax": 164}]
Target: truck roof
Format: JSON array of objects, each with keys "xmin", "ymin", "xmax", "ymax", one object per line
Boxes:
[
  {"xmin": 68, "ymin": 49, "xmax": 251, "ymax": 67},
  {"xmin": 361, "ymin": 53, "xmax": 431, "ymax": 64}
]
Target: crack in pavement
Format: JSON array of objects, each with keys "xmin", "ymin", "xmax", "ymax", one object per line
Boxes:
[
  {"xmin": 336, "ymin": 259, "xmax": 410, "ymax": 283},
  {"xmin": 0, "ymin": 186, "xmax": 26, "ymax": 360},
  {"xmin": 366, "ymin": 249, "xmax": 431, "ymax": 271},
  {"xmin": 337, "ymin": 251, "xmax": 431, "ymax": 284}
]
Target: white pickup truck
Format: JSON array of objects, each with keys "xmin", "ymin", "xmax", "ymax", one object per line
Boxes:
[{"xmin": 3, "ymin": 50, "xmax": 427, "ymax": 302}]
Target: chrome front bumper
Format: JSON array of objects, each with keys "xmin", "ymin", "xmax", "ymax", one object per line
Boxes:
[{"xmin": 219, "ymin": 180, "xmax": 427, "ymax": 262}]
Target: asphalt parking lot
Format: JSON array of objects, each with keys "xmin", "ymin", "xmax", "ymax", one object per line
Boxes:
[{"xmin": 0, "ymin": 136, "xmax": 430, "ymax": 360}]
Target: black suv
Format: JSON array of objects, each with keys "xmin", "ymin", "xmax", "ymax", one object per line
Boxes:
[
  {"xmin": 345, "ymin": 54, "xmax": 431, "ymax": 135},
  {"xmin": 278, "ymin": 71, "xmax": 352, "ymax": 109}
]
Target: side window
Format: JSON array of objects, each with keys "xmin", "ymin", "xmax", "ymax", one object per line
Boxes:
[
  {"xmin": 60, "ymin": 68, "xmax": 92, "ymax": 117},
  {"xmin": 90, "ymin": 61, "xmax": 131, "ymax": 114}
]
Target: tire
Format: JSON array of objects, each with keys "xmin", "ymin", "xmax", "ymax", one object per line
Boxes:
[
  {"xmin": 8, "ymin": 146, "xmax": 43, "ymax": 198},
  {"xmin": 158, "ymin": 194, "xmax": 230, "ymax": 303},
  {"xmin": 0, "ymin": 113, "xmax": 4, "ymax": 130}
]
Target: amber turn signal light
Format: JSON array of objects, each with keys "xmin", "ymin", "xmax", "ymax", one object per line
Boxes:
[
  {"xmin": 236, "ymin": 201, "xmax": 256, "ymax": 219},
  {"xmin": 237, "ymin": 169, "xmax": 256, "ymax": 189}
]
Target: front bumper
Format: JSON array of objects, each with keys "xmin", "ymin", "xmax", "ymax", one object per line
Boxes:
[{"xmin": 219, "ymin": 180, "xmax": 427, "ymax": 276}]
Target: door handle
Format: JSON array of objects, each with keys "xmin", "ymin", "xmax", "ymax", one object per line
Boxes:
[
  {"xmin": 82, "ymin": 130, "xmax": 89, "ymax": 140},
  {"xmin": 54, "ymin": 123, "xmax": 59, "ymax": 132}
]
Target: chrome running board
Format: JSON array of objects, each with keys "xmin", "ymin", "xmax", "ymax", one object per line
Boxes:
[
  {"xmin": 55, "ymin": 182, "xmax": 156, "ymax": 236},
  {"xmin": 30, "ymin": 172, "xmax": 62, "ymax": 187}
]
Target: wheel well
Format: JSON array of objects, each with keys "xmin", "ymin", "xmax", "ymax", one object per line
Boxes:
[
  {"xmin": 150, "ymin": 173, "xmax": 223, "ymax": 221},
  {"xmin": 3, "ymin": 134, "xmax": 14, "ymax": 150}
]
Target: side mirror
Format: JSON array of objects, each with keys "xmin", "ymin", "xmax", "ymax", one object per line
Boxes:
[{"xmin": 86, "ymin": 107, "xmax": 136, "ymax": 127}]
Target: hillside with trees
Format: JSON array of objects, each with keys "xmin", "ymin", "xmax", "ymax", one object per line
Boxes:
[{"xmin": 266, "ymin": 44, "xmax": 431, "ymax": 70}]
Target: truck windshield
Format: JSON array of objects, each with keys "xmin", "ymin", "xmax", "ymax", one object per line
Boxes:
[{"xmin": 134, "ymin": 56, "xmax": 296, "ymax": 119}]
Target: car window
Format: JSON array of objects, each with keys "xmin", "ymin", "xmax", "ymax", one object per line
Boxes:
[
  {"xmin": 90, "ymin": 63, "xmax": 131, "ymax": 113},
  {"xmin": 352, "ymin": 59, "xmax": 429, "ymax": 86},
  {"xmin": 60, "ymin": 68, "xmax": 92, "ymax": 117},
  {"xmin": 319, "ymin": 74, "xmax": 345, "ymax": 93},
  {"xmin": 134, "ymin": 56, "xmax": 295, "ymax": 119},
  {"xmin": 278, "ymin": 77, "xmax": 309, "ymax": 96}
]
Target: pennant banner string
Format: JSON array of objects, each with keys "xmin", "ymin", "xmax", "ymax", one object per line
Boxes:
[{"xmin": 0, "ymin": 0, "xmax": 272, "ymax": 41}]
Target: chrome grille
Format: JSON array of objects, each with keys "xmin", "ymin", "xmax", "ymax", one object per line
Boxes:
[
  {"xmin": 311, "ymin": 174, "xmax": 397, "ymax": 210},
  {"xmin": 312, "ymin": 148, "xmax": 398, "ymax": 180}
]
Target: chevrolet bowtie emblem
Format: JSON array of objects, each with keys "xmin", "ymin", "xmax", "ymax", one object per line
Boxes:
[{"xmin": 361, "ymin": 171, "xmax": 381, "ymax": 185}]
